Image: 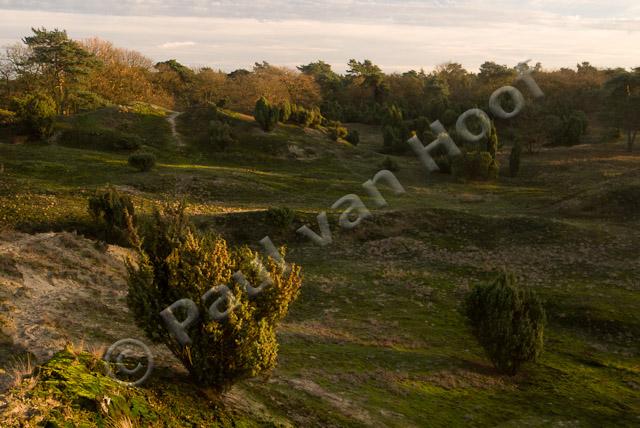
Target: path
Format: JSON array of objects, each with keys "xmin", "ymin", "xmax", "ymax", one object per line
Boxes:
[{"xmin": 166, "ymin": 111, "xmax": 185, "ymax": 147}]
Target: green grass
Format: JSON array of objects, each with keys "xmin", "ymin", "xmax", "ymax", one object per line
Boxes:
[{"xmin": 1, "ymin": 107, "xmax": 639, "ymax": 426}]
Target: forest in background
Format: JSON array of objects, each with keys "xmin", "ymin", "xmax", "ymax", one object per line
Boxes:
[{"xmin": 0, "ymin": 27, "xmax": 638, "ymax": 155}]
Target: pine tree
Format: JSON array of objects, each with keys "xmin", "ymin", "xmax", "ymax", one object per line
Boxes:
[{"xmin": 22, "ymin": 27, "xmax": 95, "ymax": 114}]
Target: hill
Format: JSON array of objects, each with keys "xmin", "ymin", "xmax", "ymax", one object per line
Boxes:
[{"xmin": 0, "ymin": 106, "xmax": 639, "ymax": 426}]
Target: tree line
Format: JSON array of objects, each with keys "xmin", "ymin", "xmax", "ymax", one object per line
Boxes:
[{"xmin": 0, "ymin": 27, "xmax": 638, "ymax": 151}]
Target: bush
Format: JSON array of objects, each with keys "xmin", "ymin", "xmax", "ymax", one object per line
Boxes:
[
  {"xmin": 209, "ymin": 119, "xmax": 235, "ymax": 149},
  {"xmin": 309, "ymin": 106, "xmax": 323, "ymax": 128},
  {"xmin": 126, "ymin": 203, "xmax": 302, "ymax": 392},
  {"xmin": 128, "ymin": 152, "xmax": 156, "ymax": 172},
  {"xmin": 509, "ymin": 142, "xmax": 522, "ymax": 177},
  {"xmin": 328, "ymin": 125, "xmax": 348, "ymax": 141},
  {"xmin": 465, "ymin": 272, "xmax": 546, "ymax": 375},
  {"xmin": 88, "ymin": 187, "xmax": 135, "ymax": 244},
  {"xmin": 67, "ymin": 90, "xmax": 111, "ymax": 113},
  {"xmin": 379, "ymin": 156, "xmax": 400, "ymax": 172},
  {"xmin": 60, "ymin": 128, "xmax": 142, "ymax": 152},
  {"xmin": 601, "ymin": 127, "xmax": 622, "ymax": 143},
  {"xmin": 382, "ymin": 104, "xmax": 403, "ymax": 129},
  {"xmin": 0, "ymin": 108, "xmax": 16, "ymax": 126},
  {"xmin": 279, "ymin": 100, "xmax": 292, "ymax": 122},
  {"xmin": 266, "ymin": 207, "xmax": 296, "ymax": 229},
  {"xmin": 345, "ymin": 129, "xmax": 360, "ymax": 145},
  {"xmin": 408, "ymin": 116, "xmax": 431, "ymax": 139},
  {"xmin": 441, "ymin": 109, "xmax": 459, "ymax": 127},
  {"xmin": 452, "ymin": 151, "xmax": 498, "ymax": 181},
  {"xmin": 254, "ymin": 96, "xmax": 279, "ymax": 132},
  {"xmin": 546, "ymin": 111, "xmax": 588, "ymax": 146},
  {"xmin": 431, "ymin": 143, "xmax": 453, "ymax": 174},
  {"xmin": 383, "ymin": 125, "xmax": 399, "ymax": 152},
  {"xmin": 487, "ymin": 121, "xmax": 498, "ymax": 160},
  {"xmin": 11, "ymin": 92, "xmax": 57, "ymax": 139}
]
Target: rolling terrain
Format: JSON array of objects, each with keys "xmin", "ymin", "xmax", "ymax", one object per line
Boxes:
[{"xmin": 0, "ymin": 106, "xmax": 639, "ymax": 426}]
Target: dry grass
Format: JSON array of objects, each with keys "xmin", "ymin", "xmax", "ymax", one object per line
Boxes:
[
  {"xmin": 107, "ymin": 415, "xmax": 138, "ymax": 428},
  {"xmin": 7, "ymin": 354, "xmax": 37, "ymax": 389}
]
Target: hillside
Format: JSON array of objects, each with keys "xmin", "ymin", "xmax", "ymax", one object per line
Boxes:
[{"xmin": 0, "ymin": 106, "xmax": 639, "ymax": 427}]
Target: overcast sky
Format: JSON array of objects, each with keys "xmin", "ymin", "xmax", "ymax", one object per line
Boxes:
[{"xmin": 0, "ymin": 1, "xmax": 637, "ymax": 73}]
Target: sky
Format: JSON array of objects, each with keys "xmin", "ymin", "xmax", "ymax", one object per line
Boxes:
[{"xmin": 0, "ymin": 0, "xmax": 638, "ymax": 73}]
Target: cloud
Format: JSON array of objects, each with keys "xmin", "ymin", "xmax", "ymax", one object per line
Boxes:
[
  {"xmin": 159, "ymin": 41, "xmax": 196, "ymax": 49},
  {"xmin": 0, "ymin": 4, "xmax": 637, "ymax": 73}
]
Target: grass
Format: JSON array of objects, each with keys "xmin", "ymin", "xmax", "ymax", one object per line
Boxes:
[{"xmin": 0, "ymin": 106, "xmax": 639, "ymax": 426}]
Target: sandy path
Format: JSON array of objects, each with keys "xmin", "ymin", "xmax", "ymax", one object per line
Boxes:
[{"xmin": 167, "ymin": 111, "xmax": 185, "ymax": 146}]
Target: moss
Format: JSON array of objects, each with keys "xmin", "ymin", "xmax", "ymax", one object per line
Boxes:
[{"xmin": 0, "ymin": 347, "xmax": 263, "ymax": 427}]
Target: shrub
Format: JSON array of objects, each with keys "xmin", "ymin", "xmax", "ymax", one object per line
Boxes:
[
  {"xmin": 126, "ymin": 203, "xmax": 302, "ymax": 393},
  {"xmin": 128, "ymin": 153, "xmax": 156, "ymax": 172},
  {"xmin": 321, "ymin": 100, "xmax": 344, "ymax": 121},
  {"xmin": 0, "ymin": 108, "xmax": 16, "ymax": 126},
  {"xmin": 546, "ymin": 110, "xmax": 588, "ymax": 146},
  {"xmin": 382, "ymin": 104, "xmax": 403, "ymax": 129},
  {"xmin": 67, "ymin": 90, "xmax": 111, "ymax": 113},
  {"xmin": 383, "ymin": 125, "xmax": 399, "ymax": 152},
  {"xmin": 60, "ymin": 128, "xmax": 142, "ymax": 152},
  {"xmin": 382, "ymin": 111, "xmax": 411, "ymax": 154},
  {"xmin": 88, "ymin": 187, "xmax": 135, "ymax": 243},
  {"xmin": 452, "ymin": 151, "xmax": 498, "ymax": 181},
  {"xmin": 431, "ymin": 143, "xmax": 453, "ymax": 174},
  {"xmin": 487, "ymin": 121, "xmax": 498, "ymax": 160},
  {"xmin": 328, "ymin": 125, "xmax": 348, "ymax": 141},
  {"xmin": 266, "ymin": 207, "xmax": 296, "ymax": 229},
  {"xmin": 345, "ymin": 129, "xmax": 360, "ymax": 145},
  {"xmin": 254, "ymin": 96, "xmax": 279, "ymax": 132},
  {"xmin": 600, "ymin": 127, "xmax": 622, "ymax": 143},
  {"xmin": 379, "ymin": 156, "xmax": 400, "ymax": 172},
  {"xmin": 11, "ymin": 92, "xmax": 57, "ymax": 139},
  {"xmin": 309, "ymin": 106, "xmax": 323, "ymax": 128},
  {"xmin": 465, "ymin": 272, "xmax": 546, "ymax": 375},
  {"xmin": 288, "ymin": 104, "xmax": 324, "ymax": 128},
  {"xmin": 409, "ymin": 116, "xmax": 431, "ymax": 138},
  {"xmin": 279, "ymin": 100, "xmax": 292, "ymax": 122},
  {"xmin": 208, "ymin": 119, "xmax": 235, "ymax": 149},
  {"xmin": 441, "ymin": 109, "xmax": 459, "ymax": 127},
  {"xmin": 509, "ymin": 141, "xmax": 522, "ymax": 177}
]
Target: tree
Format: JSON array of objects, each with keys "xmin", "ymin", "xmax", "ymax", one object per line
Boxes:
[
  {"xmin": 154, "ymin": 59, "xmax": 195, "ymax": 109},
  {"xmin": 298, "ymin": 60, "xmax": 341, "ymax": 93},
  {"xmin": 478, "ymin": 61, "xmax": 515, "ymax": 83},
  {"xmin": 22, "ymin": 28, "xmax": 95, "ymax": 114},
  {"xmin": 347, "ymin": 59, "xmax": 388, "ymax": 103},
  {"xmin": 604, "ymin": 69, "xmax": 640, "ymax": 152},
  {"xmin": 434, "ymin": 62, "xmax": 470, "ymax": 106},
  {"xmin": 465, "ymin": 272, "xmax": 546, "ymax": 375},
  {"xmin": 81, "ymin": 37, "xmax": 172, "ymax": 108},
  {"xmin": 254, "ymin": 96, "xmax": 279, "ymax": 131}
]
